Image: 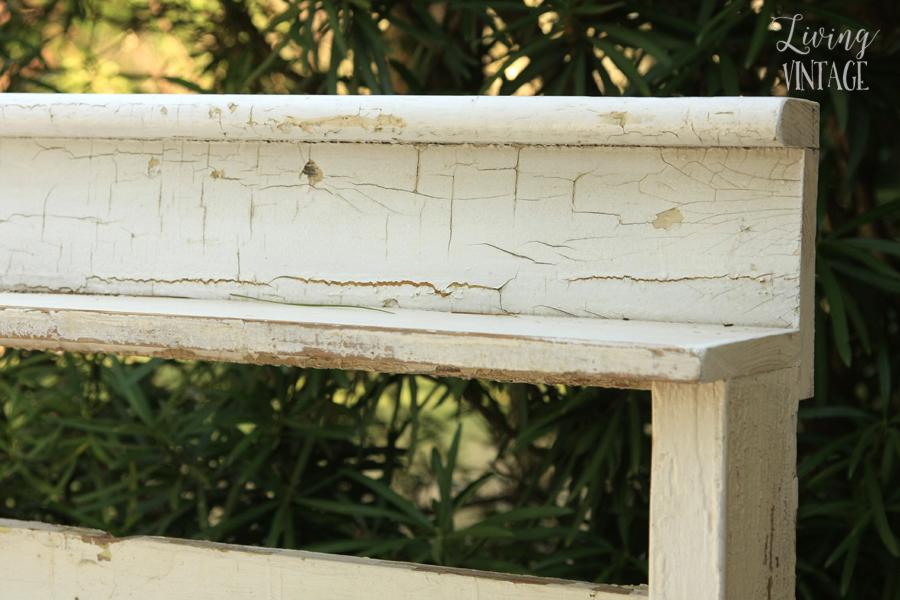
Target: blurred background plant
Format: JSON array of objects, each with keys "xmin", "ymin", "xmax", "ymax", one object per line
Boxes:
[{"xmin": 1, "ymin": 0, "xmax": 900, "ymax": 597}]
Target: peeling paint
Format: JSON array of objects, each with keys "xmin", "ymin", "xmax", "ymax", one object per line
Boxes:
[
  {"xmin": 97, "ymin": 547, "xmax": 112, "ymax": 561},
  {"xmin": 652, "ymin": 207, "xmax": 684, "ymax": 230},
  {"xmin": 600, "ymin": 111, "xmax": 630, "ymax": 128},
  {"xmin": 81, "ymin": 532, "xmax": 122, "ymax": 546},
  {"xmin": 302, "ymin": 159, "xmax": 324, "ymax": 185},
  {"xmin": 274, "ymin": 114, "xmax": 408, "ymax": 134},
  {"xmin": 85, "ymin": 276, "xmax": 271, "ymax": 287},
  {"xmin": 270, "ymin": 275, "xmax": 501, "ymax": 299}
]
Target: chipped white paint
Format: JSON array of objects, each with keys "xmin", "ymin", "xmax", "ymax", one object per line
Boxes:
[
  {"xmin": 650, "ymin": 368, "xmax": 799, "ymax": 600},
  {"xmin": 0, "ymin": 94, "xmax": 817, "ymax": 147},
  {"xmin": 0, "ymin": 519, "xmax": 646, "ymax": 599},
  {"xmin": 0, "ymin": 95, "xmax": 818, "ymax": 600}
]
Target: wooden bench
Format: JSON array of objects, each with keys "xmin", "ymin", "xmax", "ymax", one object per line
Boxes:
[{"xmin": 0, "ymin": 94, "xmax": 818, "ymax": 599}]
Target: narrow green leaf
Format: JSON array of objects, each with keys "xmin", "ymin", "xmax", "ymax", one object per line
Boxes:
[
  {"xmin": 830, "ymin": 260, "xmax": 900, "ymax": 295},
  {"xmin": 818, "ymin": 258, "xmax": 852, "ymax": 366},
  {"xmin": 843, "ymin": 237, "xmax": 900, "ymax": 259},
  {"xmin": 590, "ymin": 38, "xmax": 651, "ymax": 96},
  {"xmin": 108, "ymin": 359, "xmax": 155, "ymax": 425},
  {"xmin": 798, "ymin": 406, "xmax": 872, "ymax": 421},
  {"xmin": 841, "ymin": 285, "xmax": 871, "ymax": 355},
  {"xmin": 322, "ymin": 1, "xmax": 348, "ymax": 58},
  {"xmin": 340, "ymin": 470, "xmax": 435, "ymax": 532},
  {"xmin": 476, "ymin": 505, "xmax": 573, "ymax": 528},
  {"xmin": 820, "ymin": 240, "xmax": 900, "ymax": 279},
  {"xmin": 303, "ymin": 537, "xmax": 421, "ymax": 554},
  {"xmin": 877, "ymin": 337, "xmax": 891, "ymax": 407},
  {"xmin": 848, "ymin": 426, "xmax": 876, "ymax": 479},
  {"xmin": 447, "ymin": 524, "xmax": 514, "ymax": 539},
  {"xmin": 718, "ymin": 52, "xmax": 740, "ymax": 96},
  {"xmin": 570, "ymin": 2, "xmax": 625, "ymax": 16},
  {"xmin": 797, "ymin": 433, "xmax": 855, "ymax": 481},
  {"xmin": 454, "ymin": 473, "xmax": 493, "ymax": 512},
  {"xmin": 296, "ymin": 498, "xmax": 427, "ymax": 527},
  {"xmin": 163, "ymin": 76, "xmax": 211, "ymax": 94},
  {"xmin": 597, "ymin": 24, "xmax": 673, "ymax": 67},
  {"xmin": 696, "ymin": 0, "xmax": 747, "ymax": 44},
  {"xmin": 824, "ymin": 511, "xmax": 870, "ymax": 568},
  {"xmin": 743, "ymin": 0, "xmax": 773, "ymax": 68},
  {"xmin": 829, "ymin": 198, "xmax": 900, "ymax": 239},
  {"xmin": 865, "ymin": 462, "xmax": 900, "ymax": 557},
  {"xmin": 840, "ymin": 532, "xmax": 860, "ymax": 596}
]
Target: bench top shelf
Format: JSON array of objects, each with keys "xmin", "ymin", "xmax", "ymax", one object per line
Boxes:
[
  {"xmin": 0, "ymin": 293, "xmax": 799, "ymax": 389},
  {"xmin": 0, "ymin": 93, "xmax": 818, "ymax": 148}
]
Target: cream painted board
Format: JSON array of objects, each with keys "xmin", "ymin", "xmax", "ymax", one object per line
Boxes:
[
  {"xmin": 0, "ymin": 138, "xmax": 808, "ymax": 330},
  {"xmin": 0, "ymin": 519, "xmax": 645, "ymax": 600},
  {"xmin": 649, "ymin": 368, "xmax": 799, "ymax": 600},
  {"xmin": 0, "ymin": 293, "xmax": 799, "ymax": 387},
  {"xmin": 0, "ymin": 94, "xmax": 818, "ymax": 147}
]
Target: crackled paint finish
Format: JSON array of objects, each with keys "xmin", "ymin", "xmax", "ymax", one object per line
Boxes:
[
  {"xmin": 0, "ymin": 519, "xmax": 646, "ymax": 599},
  {"xmin": 0, "ymin": 138, "xmax": 809, "ymax": 329}
]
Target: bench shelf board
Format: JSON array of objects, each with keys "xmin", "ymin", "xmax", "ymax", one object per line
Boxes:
[
  {"xmin": 0, "ymin": 293, "xmax": 798, "ymax": 388},
  {"xmin": 0, "ymin": 519, "xmax": 646, "ymax": 600}
]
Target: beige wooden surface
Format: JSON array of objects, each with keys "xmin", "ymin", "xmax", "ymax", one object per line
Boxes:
[
  {"xmin": 650, "ymin": 369, "xmax": 799, "ymax": 600},
  {"xmin": 0, "ymin": 519, "xmax": 645, "ymax": 599}
]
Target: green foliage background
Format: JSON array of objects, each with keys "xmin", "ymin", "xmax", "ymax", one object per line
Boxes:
[{"xmin": 2, "ymin": 0, "xmax": 900, "ymax": 597}]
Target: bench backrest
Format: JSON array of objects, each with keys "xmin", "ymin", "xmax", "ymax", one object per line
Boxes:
[{"xmin": 0, "ymin": 95, "xmax": 818, "ymax": 392}]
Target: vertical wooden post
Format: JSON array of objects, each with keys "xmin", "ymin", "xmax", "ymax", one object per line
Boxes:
[{"xmin": 650, "ymin": 368, "xmax": 799, "ymax": 600}]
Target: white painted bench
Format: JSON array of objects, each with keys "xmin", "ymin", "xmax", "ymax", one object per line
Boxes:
[{"xmin": 0, "ymin": 94, "xmax": 817, "ymax": 599}]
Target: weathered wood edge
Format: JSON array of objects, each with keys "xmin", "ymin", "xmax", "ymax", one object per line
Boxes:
[
  {"xmin": 778, "ymin": 98, "xmax": 820, "ymax": 149},
  {"xmin": 0, "ymin": 298, "xmax": 799, "ymax": 387},
  {"xmin": 798, "ymin": 148, "xmax": 819, "ymax": 399},
  {"xmin": 0, "ymin": 94, "xmax": 818, "ymax": 148},
  {"xmin": 0, "ymin": 518, "xmax": 647, "ymax": 599}
]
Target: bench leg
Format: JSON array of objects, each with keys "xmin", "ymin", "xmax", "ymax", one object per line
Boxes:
[{"xmin": 649, "ymin": 368, "xmax": 799, "ymax": 600}]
